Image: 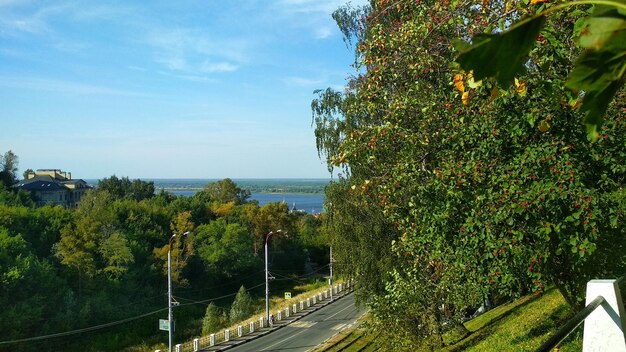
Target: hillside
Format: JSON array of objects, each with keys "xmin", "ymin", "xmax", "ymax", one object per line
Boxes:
[{"xmin": 317, "ymin": 288, "xmax": 582, "ymax": 351}]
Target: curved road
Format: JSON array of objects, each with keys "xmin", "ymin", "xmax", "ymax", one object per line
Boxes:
[{"xmin": 229, "ymin": 293, "xmax": 365, "ymax": 352}]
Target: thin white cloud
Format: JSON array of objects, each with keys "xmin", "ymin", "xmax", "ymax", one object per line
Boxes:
[
  {"xmin": 143, "ymin": 27, "xmax": 249, "ymax": 76},
  {"xmin": 285, "ymin": 76, "xmax": 325, "ymax": 87},
  {"xmin": 0, "ymin": 76, "xmax": 148, "ymax": 97},
  {"xmin": 314, "ymin": 26, "xmax": 333, "ymax": 39},
  {"xmin": 200, "ymin": 61, "xmax": 238, "ymax": 73}
]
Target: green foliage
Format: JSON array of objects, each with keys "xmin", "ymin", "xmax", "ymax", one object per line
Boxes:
[
  {"xmin": 323, "ymin": 180, "xmax": 398, "ymax": 300},
  {"xmin": 456, "ymin": 1, "xmax": 626, "ymax": 140},
  {"xmin": 0, "ymin": 177, "xmax": 325, "ymax": 351},
  {"xmin": 0, "ymin": 150, "xmax": 18, "ymax": 187},
  {"xmin": 456, "ymin": 16, "xmax": 546, "ymax": 87},
  {"xmin": 0, "ymin": 228, "xmax": 70, "ymax": 344},
  {"xmin": 251, "ymin": 202, "xmax": 295, "ymax": 253},
  {"xmin": 201, "ymin": 302, "xmax": 223, "ymax": 336},
  {"xmin": 194, "ymin": 219, "xmax": 257, "ymax": 276},
  {"xmin": 199, "ymin": 178, "xmax": 250, "ymax": 205},
  {"xmin": 97, "ymin": 175, "xmax": 155, "ymax": 201},
  {"xmin": 313, "ymin": 0, "xmax": 626, "ymax": 345},
  {"xmin": 229, "ymin": 285, "xmax": 255, "ymax": 324}
]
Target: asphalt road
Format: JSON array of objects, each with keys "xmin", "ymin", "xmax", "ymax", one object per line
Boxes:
[{"xmin": 228, "ymin": 293, "xmax": 365, "ymax": 352}]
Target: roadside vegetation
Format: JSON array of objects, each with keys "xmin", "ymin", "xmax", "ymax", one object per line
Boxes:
[
  {"xmin": 317, "ymin": 288, "xmax": 584, "ymax": 352},
  {"xmin": 0, "ymin": 159, "xmax": 330, "ymax": 352},
  {"xmin": 314, "ymin": 0, "xmax": 625, "ymax": 349}
]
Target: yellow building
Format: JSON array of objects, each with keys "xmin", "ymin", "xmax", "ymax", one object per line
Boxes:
[{"xmin": 14, "ymin": 169, "xmax": 91, "ymax": 207}]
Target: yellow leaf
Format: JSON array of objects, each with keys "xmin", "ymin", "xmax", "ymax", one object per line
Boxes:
[
  {"xmin": 454, "ymin": 73, "xmax": 465, "ymax": 92},
  {"xmin": 538, "ymin": 119, "xmax": 550, "ymax": 132},
  {"xmin": 462, "ymin": 91, "xmax": 470, "ymax": 105},
  {"xmin": 467, "ymin": 71, "xmax": 482, "ymax": 89},
  {"xmin": 514, "ymin": 78, "xmax": 527, "ymax": 97}
]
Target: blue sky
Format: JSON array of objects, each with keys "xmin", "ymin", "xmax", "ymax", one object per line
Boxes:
[{"xmin": 0, "ymin": 0, "xmax": 363, "ymax": 179}]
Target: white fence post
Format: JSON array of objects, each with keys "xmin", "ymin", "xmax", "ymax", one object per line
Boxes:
[
  {"xmin": 238, "ymin": 325, "xmax": 243, "ymax": 337},
  {"xmin": 300, "ymin": 301, "xmax": 304, "ymax": 310},
  {"xmin": 155, "ymin": 350, "xmax": 161, "ymax": 352},
  {"xmin": 324, "ymin": 290, "xmax": 328, "ymax": 299},
  {"xmin": 583, "ymin": 279, "xmax": 626, "ymax": 352},
  {"xmin": 210, "ymin": 333, "xmax": 215, "ymax": 346},
  {"xmin": 193, "ymin": 338, "xmax": 199, "ymax": 351},
  {"xmin": 285, "ymin": 307, "xmax": 290, "ymax": 317},
  {"xmin": 175, "ymin": 344, "xmax": 182, "ymax": 352},
  {"xmin": 250, "ymin": 321, "xmax": 255, "ymax": 333},
  {"xmin": 313, "ymin": 295, "xmax": 317, "ymax": 304},
  {"xmin": 224, "ymin": 329, "xmax": 230, "ymax": 341},
  {"xmin": 293, "ymin": 303, "xmax": 297, "ymax": 314},
  {"xmin": 307, "ymin": 297, "xmax": 311, "ymax": 307},
  {"xmin": 277, "ymin": 310, "xmax": 282, "ymax": 320},
  {"xmin": 259, "ymin": 317, "xmax": 265, "ymax": 328}
]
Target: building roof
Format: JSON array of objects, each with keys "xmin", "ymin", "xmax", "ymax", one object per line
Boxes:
[
  {"xmin": 14, "ymin": 175, "xmax": 90, "ymax": 191},
  {"xmin": 14, "ymin": 175, "xmax": 67, "ymax": 191}
]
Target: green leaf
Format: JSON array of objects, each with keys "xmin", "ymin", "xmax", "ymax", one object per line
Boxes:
[
  {"xmin": 566, "ymin": 50, "xmax": 626, "ymax": 141},
  {"xmin": 456, "ymin": 15, "xmax": 545, "ymax": 87},
  {"xmin": 578, "ymin": 7, "xmax": 626, "ymax": 51}
]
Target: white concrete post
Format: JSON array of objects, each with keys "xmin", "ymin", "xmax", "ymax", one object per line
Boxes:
[
  {"xmin": 210, "ymin": 334, "xmax": 215, "ymax": 346},
  {"xmin": 175, "ymin": 344, "xmax": 182, "ymax": 352},
  {"xmin": 340, "ymin": 283, "xmax": 343, "ymax": 291},
  {"xmin": 155, "ymin": 350, "xmax": 161, "ymax": 352},
  {"xmin": 238, "ymin": 325, "xmax": 243, "ymax": 337},
  {"xmin": 285, "ymin": 307, "xmax": 290, "ymax": 317},
  {"xmin": 313, "ymin": 295, "xmax": 317, "ymax": 304},
  {"xmin": 307, "ymin": 298, "xmax": 311, "ymax": 307},
  {"xmin": 224, "ymin": 329, "xmax": 230, "ymax": 342},
  {"xmin": 583, "ymin": 279, "xmax": 626, "ymax": 352},
  {"xmin": 259, "ymin": 317, "xmax": 265, "ymax": 328},
  {"xmin": 249, "ymin": 321, "xmax": 255, "ymax": 333},
  {"xmin": 277, "ymin": 310, "xmax": 282, "ymax": 320},
  {"xmin": 193, "ymin": 338, "xmax": 199, "ymax": 351},
  {"xmin": 300, "ymin": 301, "xmax": 304, "ymax": 310},
  {"xmin": 293, "ymin": 303, "xmax": 297, "ymax": 314},
  {"xmin": 324, "ymin": 290, "xmax": 328, "ymax": 299}
]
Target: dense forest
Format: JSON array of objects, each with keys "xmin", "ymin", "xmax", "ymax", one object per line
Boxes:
[
  {"xmin": 0, "ymin": 154, "xmax": 329, "ymax": 351},
  {"xmin": 314, "ymin": 0, "xmax": 626, "ymax": 349}
]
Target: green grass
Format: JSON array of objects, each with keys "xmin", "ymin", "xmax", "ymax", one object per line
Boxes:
[
  {"xmin": 317, "ymin": 288, "xmax": 584, "ymax": 352},
  {"xmin": 443, "ymin": 288, "xmax": 581, "ymax": 351}
]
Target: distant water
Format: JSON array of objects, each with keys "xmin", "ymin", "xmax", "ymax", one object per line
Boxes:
[
  {"xmin": 169, "ymin": 189, "xmax": 324, "ymax": 213},
  {"xmin": 86, "ymin": 178, "xmax": 327, "ymax": 214}
]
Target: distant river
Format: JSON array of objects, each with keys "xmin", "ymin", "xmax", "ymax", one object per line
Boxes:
[
  {"xmin": 168, "ymin": 189, "xmax": 325, "ymax": 214},
  {"xmin": 86, "ymin": 178, "xmax": 327, "ymax": 214}
]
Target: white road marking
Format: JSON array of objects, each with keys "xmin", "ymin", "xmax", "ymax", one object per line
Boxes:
[
  {"xmin": 331, "ymin": 323, "xmax": 347, "ymax": 331},
  {"xmin": 291, "ymin": 321, "xmax": 317, "ymax": 328},
  {"xmin": 260, "ymin": 328, "xmax": 309, "ymax": 351},
  {"xmin": 323, "ymin": 303, "xmax": 355, "ymax": 321}
]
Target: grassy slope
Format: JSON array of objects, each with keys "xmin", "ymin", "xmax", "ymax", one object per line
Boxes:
[
  {"xmin": 316, "ymin": 288, "xmax": 583, "ymax": 352},
  {"xmin": 444, "ymin": 288, "xmax": 581, "ymax": 351}
]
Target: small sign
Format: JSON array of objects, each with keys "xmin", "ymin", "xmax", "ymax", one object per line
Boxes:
[
  {"xmin": 159, "ymin": 319, "xmax": 169, "ymax": 331},
  {"xmin": 284, "ymin": 292, "xmax": 291, "ymax": 299}
]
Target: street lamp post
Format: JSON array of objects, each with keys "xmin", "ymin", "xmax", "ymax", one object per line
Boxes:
[
  {"xmin": 329, "ymin": 245, "xmax": 333, "ymax": 301},
  {"xmin": 168, "ymin": 231, "xmax": 189, "ymax": 352},
  {"xmin": 265, "ymin": 229, "xmax": 284, "ymax": 323}
]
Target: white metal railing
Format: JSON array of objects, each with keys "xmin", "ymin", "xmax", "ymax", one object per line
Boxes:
[{"xmin": 537, "ymin": 278, "xmax": 626, "ymax": 352}]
